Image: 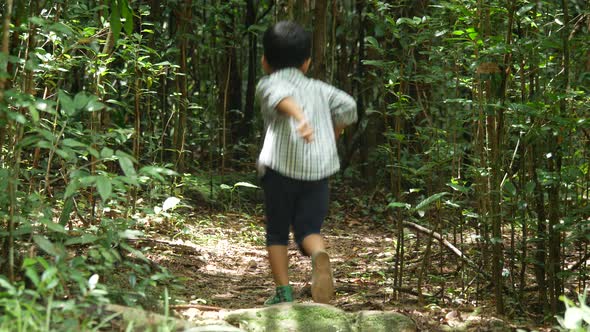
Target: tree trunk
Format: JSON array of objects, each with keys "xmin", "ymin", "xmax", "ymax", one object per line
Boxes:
[
  {"xmin": 546, "ymin": 0, "xmax": 570, "ymax": 314},
  {"xmin": 241, "ymin": 0, "xmax": 257, "ymax": 142},
  {"xmin": 173, "ymin": 0, "xmax": 191, "ymax": 172},
  {"xmin": 0, "ymin": 0, "xmax": 14, "ymax": 158},
  {"xmin": 312, "ymin": 0, "xmax": 327, "ymax": 80}
]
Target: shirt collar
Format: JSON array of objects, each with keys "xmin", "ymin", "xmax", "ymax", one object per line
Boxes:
[{"xmin": 270, "ymin": 67, "xmax": 306, "ymax": 81}]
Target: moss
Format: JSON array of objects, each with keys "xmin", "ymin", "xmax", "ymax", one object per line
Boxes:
[
  {"xmin": 354, "ymin": 311, "xmax": 416, "ymax": 332},
  {"xmin": 225, "ymin": 303, "xmax": 353, "ymax": 332},
  {"xmin": 223, "ymin": 304, "xmax": 418, "ymax": 332}
]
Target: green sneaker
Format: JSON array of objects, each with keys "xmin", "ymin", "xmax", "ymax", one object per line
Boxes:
[
  {"xmin": 311, "ymin": 250, "xmax": 334, "ymax": 304},
  {"xmin": 264, "ymin": 285, "xmax": 294, "ymax": 306}
]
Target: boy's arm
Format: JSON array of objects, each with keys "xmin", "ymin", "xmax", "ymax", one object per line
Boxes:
[
  {"xmin": 276, "ymin": 97, "xmax": 313, "ymax": 143},
  {"xmin": 328, "ymin": 86, "xmax": 357, "ymax": 139},
  {"xmin": 256, "ymin": 78, "xmax": 313, "ymax": 143}
]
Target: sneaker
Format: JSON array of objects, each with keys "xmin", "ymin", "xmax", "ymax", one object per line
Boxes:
[
  {"xmin": 311, "ymin": 250, "xmax": 334, "ymax": 304},
  {"xmin": 264, "ymin": 285, "xmax": 293, "ymax": 306}
]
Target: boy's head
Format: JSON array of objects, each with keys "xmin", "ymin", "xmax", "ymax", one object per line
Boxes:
[{"xmin": 262, "ymin": 21, "xmax": 311, "ymax": 72}]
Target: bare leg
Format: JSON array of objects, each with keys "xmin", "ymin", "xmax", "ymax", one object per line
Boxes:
[
  {"xmin": 301, "ymin": 233, "xmax": 326, "ymax": 256},
  {"xmin": 302, "ymin": 234, "xmax": 334, "ymax": 304},
  {"xmin": 267, "ymin": 245, "xmax": 289, "ymax": 286}
]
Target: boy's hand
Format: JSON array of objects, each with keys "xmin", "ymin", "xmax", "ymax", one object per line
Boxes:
[
  {"xmin": 297, "ymin": 119, "xmax": 314, "ymax": 143},
  {"xmin": 276, "ymin": 97, "xmax": 314, "ymax": 143}
]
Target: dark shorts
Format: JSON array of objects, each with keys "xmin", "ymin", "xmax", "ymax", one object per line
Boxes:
[{"xmin": 261, "ymin": 168, "xmax": 329, "ymax": 254}]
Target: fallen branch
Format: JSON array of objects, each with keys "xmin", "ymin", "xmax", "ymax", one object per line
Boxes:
[
  {"xmin": 127, "ymin": 238, "xmax": 202, "ymax": 255},
  {"xmin": 105, "ymin": 304, "xmax": 194, "ymax": 330},
  {"xmin": 392, "ymin": 286, "xmax": 450, "ymax": 301},
  {"xmin": 171, "ymin": 304, "xmax": 225, "ymax": 312},
  {"xmin": 402, "ymin": 220, "xmax": 491, "ymax": 279},
  {"xmin": 566, "ymin": 251, "xmax": 590, "ymax": 273}
]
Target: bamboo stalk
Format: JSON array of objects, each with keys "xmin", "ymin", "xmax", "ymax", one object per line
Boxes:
[{"xmin": 0, "ymin": 0, "xmax": 14, "ymax": 159}]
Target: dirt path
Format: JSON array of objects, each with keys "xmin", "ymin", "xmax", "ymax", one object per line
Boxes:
[
  {"xmin": 135, "ymin": 208, "xmax": 548, "ymax": 331},
  {"xmin": 146, "ymin": 214, "xmax": 388, "ymax": 307},
  {"xmin": 135, "ymin": 213, "xmax": 500, "ymax": 331}
]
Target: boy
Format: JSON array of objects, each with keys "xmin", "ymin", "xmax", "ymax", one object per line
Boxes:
[{"xmin": 256, "ymin": 21, "xmax": 357, "ymax": 305}]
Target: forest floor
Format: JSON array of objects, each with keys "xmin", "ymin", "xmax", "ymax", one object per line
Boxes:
[{"xmin": 128, "ymin": 181, "xmax": 558, "ymax": 332}]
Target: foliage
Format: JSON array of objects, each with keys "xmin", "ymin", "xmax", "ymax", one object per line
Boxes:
[
  {"xmin": 0, "ymin": 0, "xmax": 588, "ymax": 328},
  {"xmin": 557, "ymin": 290, "xmax": 590, "ymax": 331}
]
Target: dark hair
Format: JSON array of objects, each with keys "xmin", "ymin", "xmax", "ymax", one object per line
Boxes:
[{"xmin": 263, "ymin": 21, "xmax": 311, "ymax": 70}]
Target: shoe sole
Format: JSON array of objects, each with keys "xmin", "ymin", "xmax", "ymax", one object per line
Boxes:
[{"xmin": 311, "ymin": 251, "xmax": 334, "ymax": 304}]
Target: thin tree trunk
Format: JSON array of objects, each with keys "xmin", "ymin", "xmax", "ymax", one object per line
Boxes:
[
  {"xmin": 0, "ymin": 0, "xmax": 15, "ymax": 281},
  {"xmin": 531, "ymin": 144, "xmax": 548, "ymax": 312},
  {"xmin": 312, "ymin": 0, "xmax": 327, "ymax": 80},
  {"xmin": 0, "ymin": 0, "xmax": 14, "ymax": 158},
  {"xmin": 173, "ymin": 0, "xmax": 191, "ymax": 172},
  {"xmin": 546, "ymin": 0, "xmax": 570, "ymax": 314},
  {"xmin": 242, "ymin": 0, "xmax": 257, "ymax": 141}
]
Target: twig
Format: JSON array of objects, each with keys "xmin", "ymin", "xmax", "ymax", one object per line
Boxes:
[
  {"xmin": 403, "ymin": 220, "xmax": 491, "ymax": 279},
  {"xmin": 392, "ymin": 286, "xmax": 438, "ymax": 300},
  {"xmin": 127, "ymin": 238, "xmax": 202, "ymax": 255}
]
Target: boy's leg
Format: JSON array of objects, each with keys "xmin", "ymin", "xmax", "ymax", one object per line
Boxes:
[
  {"xmin": 292, "ymin": 178, "xmax": 334, "ymax": 304},
  {"xmin": 302, "ymin": 234, "xmax": 334, "ymax": 304},
  {"xmin": 261, "ymin": 168, "xmax": 296, "ymax": 304},
  {"xmin": 267, "ymin": 245, "xmax": 289, "ymax": 286},
  {"xmin": 301, "ymin": 233, "xmax": 326, "ymax": 256}
]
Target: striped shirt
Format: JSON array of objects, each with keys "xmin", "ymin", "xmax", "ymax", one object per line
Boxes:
[{"xmin": 256, "ymin": 68, "xmax": 357, "ymax": 181}]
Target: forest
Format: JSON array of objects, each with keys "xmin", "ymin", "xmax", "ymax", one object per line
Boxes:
[{"xmin": 0, "ymin": 0, "xmax": 589, "ymax": 331}]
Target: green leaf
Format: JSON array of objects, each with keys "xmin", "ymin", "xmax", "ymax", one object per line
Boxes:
[
  {"xmin": 55, "ymin": 148, "xmax": 72, "ymax": 159},
  {"xmin": 73, "ymin": 93, "xmax": 89, "ymax": 110},
  {"xmin": 502, "ymin": 180, "xmax": 517, "ymax": 197},
  {"xmin": 96, "ymin": 176, "xmax": 112, "ymax": 201},
  {"xmin": 62, "ymin": 138, "xmax": 87, "ymax": 148},
  {"xmin": 79, "ymin": 175, "xmax": 97, "ymax": 186},
  {"xmin": 65, "ymin": 234, "xmax": 99, "ymax": 246},
  {"xmin": 365, "ymin": 36, "xmax": 380, "ymax": 49},
  {"xmin": 0, "ymin": 277, "xmax": 16, "ymax": 293},
  {"xmin": 116, "ymin": 151, "xmax": 137, "ymax": 177},
  {"xmin": 35, "ymin": 99, "xmax": 56, "ymax": 114},
  {"xmin": 25, "ymin": 268, "xmax": 40, "ymax": 288},
  {"xmin": 516, "ymin": 3, "xmax": 535, "ymax": 16},
  {"xmin": 120, "ymin": 0, "xmax": 134, "ymax": 35},
  {"xmin": 88, "ymin": 147, "xmax": 100, "ymax": 158},
  {"xmin": 138, "ymin": 166, "xmax": 178, "ymax": 182},
  {"xmin": 110, "ymin": 1, "xmax": 122, "ymax": 44},
  {"xmin": 64, "ymin": 180, "xmax": 80, "ymax": 199},
  {"xmin": 444, "ymin": 200, "xmax": 461, "ymax": 208},
  {"xmin": 44, "ymin": 221, "xmax": 67, "ymax": 234},
  {"xmin": 447, "ymin": 183, "xmax": 470, "ymax": 194},
  {"xmin": 234, "ymin": 182, "xmax": 259, "ymax": 189},
  {"xmin": 396, "ymin": 17, "xmax": 421, "ymax": 26},
  {"xmin": 118, "ymin": 230, "xmax": 143, "ymax": 239},
  {"xmin": 33, "ymin": 235, "xmax": 60, "ymax": 257},
  {"xmin": 524, "ymin": 181, "xmax": 536, "ymax": 195},
  {"xmin": 59, "ymin": 197, "xmax": 74, "ymax": 225},
  {"xmin": 388, "ymin": 202, "xmax": 411, "ymax": 210},
  {"xmin": 58, "ymin": 90, "xmax": 74, "ymax": 115},
  {"xmin": 41, "ymin": 266, "xmax": 58, "ymax": 284},
  {"xmin": 362, "ymin": 59, "xmax": 390, "ymax": 67},
  {"xmin": 49, "ymin": 22, "xmax": 74, "ymax": 36},
  {"xmin": 120, "ymin": 242, "xmax": 147, "ymax": 261},
  {"xmin": 415, "ymin": 192, "xmax": 449, "ymax": 211},
  {"xmin": 86, "ymin": 98, "xmax": 105, "ymax": 112},
  {"xmin": 100, "ymin": 147, "xmax": 115, "ymax": 159},
  {"xmin": 28, "ymin": 105, "xmax": 40, "ymax": 123}
]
